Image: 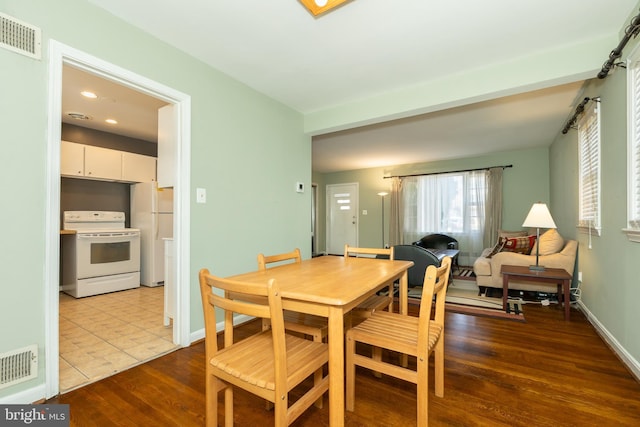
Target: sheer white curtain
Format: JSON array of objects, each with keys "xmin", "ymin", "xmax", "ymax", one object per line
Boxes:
[{"xmin": 401, "ymin": 170, "xmax": 487, "ymax": 266}]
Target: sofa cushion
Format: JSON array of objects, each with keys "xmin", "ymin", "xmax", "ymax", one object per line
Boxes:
[
  {"xmin": 500, "ymin": 235, "xmax": 537, "ymax": 255},
  {"xmin": 531, "ymin": 229, "xmax": 564, "ymax": 255}
]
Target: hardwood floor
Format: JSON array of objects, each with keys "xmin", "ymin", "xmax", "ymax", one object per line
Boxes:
[{"xmin": 48, "ymin": 304, "xmax": 640, "ymax": 426}]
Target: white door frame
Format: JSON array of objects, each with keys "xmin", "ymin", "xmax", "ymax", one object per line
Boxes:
[{"xmin": 44, "ymin": 40, "xmax": 192, "ymax": 398}]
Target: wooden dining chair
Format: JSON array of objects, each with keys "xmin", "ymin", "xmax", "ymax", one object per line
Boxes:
[
  {"xmin": 199, "ymin": 269, "xmax": 329, "ymax": 427},
  {"xmin": 258, "ymin": 248, "xmax": 328, "ymax": 409},
  {"xmin": 257, "ymin": 249, "xmax": 329, "ymax": 342},
  {"xmin": 344, "ymin": 245, "xmax": 396, "ymax": 316},
  {"xmin": 345, "ymin": 257, "xmax": 452, "ymax": 427}
]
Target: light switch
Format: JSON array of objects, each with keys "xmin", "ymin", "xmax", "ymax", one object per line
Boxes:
[
  {"xmin": 362, "ymin": 210, "xmax": 368, "ymax": 215},
  {"xmin": 196, "ymin": 188, "xmax": 207, "ymax": 204}
]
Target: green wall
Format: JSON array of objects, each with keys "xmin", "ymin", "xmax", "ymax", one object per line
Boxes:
[
  {"xmin": 0, "ymin": 0, "xmax": 310, "ymax": 399},
  {"xmin": 314, "ymin": 147, "xmax": 550, "ymax": 253},
  {"xmin": 550, "ymin": 36, "xmax": 640, "ymax": 364}
]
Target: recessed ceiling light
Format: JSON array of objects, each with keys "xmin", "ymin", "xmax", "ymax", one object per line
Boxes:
[
  {"xmin": 80, "ymin": 91, "xmax": 97, "ymax": 99},
  {"xmin": 105, "ymin": 119, "xmax": 118, "ymax": 124}
]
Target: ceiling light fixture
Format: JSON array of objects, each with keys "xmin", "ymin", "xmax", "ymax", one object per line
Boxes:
[
  {"xmin": 80, "ymin": 90, "xmax": 97, "ymax": 99},
  {"xmin": 105, "ymin": 119, "xmax": 118, "ymax": 124},
  {"xmin": 299, "ymin": 0, "xmax": 351, "ymax": 16},
  {"xmin": 67, "ymin": 112, "xmax": 90, "ymax": 120}
]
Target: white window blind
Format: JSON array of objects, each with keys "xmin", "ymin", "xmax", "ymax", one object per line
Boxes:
[
  {"xmin": 628, "ymin": 56, "xmax": 640, "ymax": 229},
  {"xmin": 578, "ymin": 102, "xmax": 601, "ymax": 234}
]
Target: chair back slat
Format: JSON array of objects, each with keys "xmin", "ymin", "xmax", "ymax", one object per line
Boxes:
[
  {"xmin": 344, "ymin": 244, "xmax": 394, "ymax": 260},
  {"xmin": 258, "ymin": 248, "xmax": 301, "ymax": 270},
  {"xmin": 209, "ymin": 293, "xmax": 271, "ymax": 320}
]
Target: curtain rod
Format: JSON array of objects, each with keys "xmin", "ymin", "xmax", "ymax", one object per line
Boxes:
[
  {"xmin": 561, "ymin": 97, "xmax": 601, "ymax": 134},
  {"xmin": 383, "ymin": 164, "xmax": 512, "ymax": 179},
  {"xmin": 598, "ymin": 9, "xmax": 640, "ymax": 79}
]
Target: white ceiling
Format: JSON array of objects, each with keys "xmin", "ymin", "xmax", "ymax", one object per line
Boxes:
[
  {"xmin": 75, "ymin": 0, "xmax": 638, "ymax": 172},
  {"xmin": 62, "ymin": 65, "xmax": 167, "ymax": 142}
]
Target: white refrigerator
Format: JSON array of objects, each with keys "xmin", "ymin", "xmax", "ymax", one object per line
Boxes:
[{"xmin": 131, "ymin": 182, "xmax": 174, "ymax": 287}]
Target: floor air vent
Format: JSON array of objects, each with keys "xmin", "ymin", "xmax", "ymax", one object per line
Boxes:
[
  {"xmin": 0, "ymin": 345, "xmax": 38, "ymax": 389},
  {"xmin": 0, "ymin": 12, "xmax": 41, "ymax": 60}
]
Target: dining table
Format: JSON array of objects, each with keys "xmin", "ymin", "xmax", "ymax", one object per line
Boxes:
[{"xmin": 227, "ymin": 254, "xmax": 414, "ymax": 426}]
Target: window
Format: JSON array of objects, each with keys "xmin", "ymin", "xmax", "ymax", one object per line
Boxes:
[
  {"xmin": 402, "ymin": 170, "xmax": 486, "ymax": 265},
  {"xmin": 626, "ymin": 51, "xmax": 640, "ymax": 241},
  {"xmin": 577, "ymin": 101, "xmax": 601, "ymax": 236}
]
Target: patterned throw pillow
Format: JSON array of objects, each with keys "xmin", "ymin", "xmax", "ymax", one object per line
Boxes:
[
  {"xmin": 498, "ymin": 230, "xmax": 529, "ymax": 239},
  {"xmin": 500, "ymin": 235, "xmax": 537, "ymax": 255},
  {"xmin": 486, "ymin": 240, "xmax": 505, "ymax": 258}
]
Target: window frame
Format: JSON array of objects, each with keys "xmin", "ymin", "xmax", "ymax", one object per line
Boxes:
[
  {"xmin": 404, "ymin": 172, "xmax": 485, "ymax": 236},
  {"xmin": 625, "ymin": 46, "xmax": 640, "ymax": 242},
  {"xmin": 577, "ymin": 100, "xmax": 602, "ymax": 237}
]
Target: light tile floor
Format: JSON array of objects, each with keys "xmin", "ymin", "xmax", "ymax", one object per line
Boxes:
[{"xmin": 59, "ymin": 286, "xmax": 178, "ymax": 393}]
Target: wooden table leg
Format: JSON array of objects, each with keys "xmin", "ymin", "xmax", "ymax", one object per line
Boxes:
[
  {"xmin": 328, "ymin": 306, "xmax": 344, "ymax": 427},
  {"xmin": 502, "ymin": 273, "xmax": 509, "ymax": 311}
]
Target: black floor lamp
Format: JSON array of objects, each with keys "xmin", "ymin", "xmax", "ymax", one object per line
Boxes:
[{"xmin": 377, "ymin": 192, "xmax": 388, "ymax": 248}]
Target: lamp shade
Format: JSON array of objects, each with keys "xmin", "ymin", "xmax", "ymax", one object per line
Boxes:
[{"xmin": 522, "ymin": 203, "xmax": 557, "ymax": 229}]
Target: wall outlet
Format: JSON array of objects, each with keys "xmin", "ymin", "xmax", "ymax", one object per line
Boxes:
[
  {"xmin": 362, "ymin": 210, "xmax": 367, "ymax": 215},
  {"xmin": 578, "ymin": 271, "xmax": 583, "ymax": 281}
]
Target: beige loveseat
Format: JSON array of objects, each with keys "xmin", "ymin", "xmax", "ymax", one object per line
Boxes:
[{"xmin": 473, "ymin": 230, "xmax": 577, "ymax": 293}]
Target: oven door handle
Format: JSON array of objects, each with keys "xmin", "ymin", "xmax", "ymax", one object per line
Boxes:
[{"xmin": 77, "ymin": 232, "xmax": 139, "ymax": 239}]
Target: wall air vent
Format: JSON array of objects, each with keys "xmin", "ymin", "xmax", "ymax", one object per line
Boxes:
[
  {"xmin": 0, "ymin": 345, "xmax": 38, "ymax": 389},
  {"xmin": 0, "ymin": 12, "xmax": 41, "ymax": 60}
]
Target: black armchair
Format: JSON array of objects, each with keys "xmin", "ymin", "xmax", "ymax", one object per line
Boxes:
[
  {"xmin": 393, "ymin": 244, "xmax": 441, "ymax": 288},
  {"xmin": 413, "ymin": 233, "xmax": 458, "ymax": 250}
]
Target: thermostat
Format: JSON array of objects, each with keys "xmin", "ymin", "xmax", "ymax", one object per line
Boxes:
[{"xmin": 296, "ymin": 182, "xmax": 305, "ymax": 193}]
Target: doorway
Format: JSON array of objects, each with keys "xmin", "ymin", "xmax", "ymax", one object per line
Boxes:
[
  {"xmin": 45, "ymin": 41, "xmax": 191, "ymax": 398},
  {"xmin": 325, "ymin": 183, "xmax": 359, "ymax": 255}
]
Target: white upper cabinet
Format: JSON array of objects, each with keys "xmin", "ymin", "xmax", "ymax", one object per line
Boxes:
[
  {"xmin": 122, "ymin": 152, "xmax": 156, "ymax": 183},
  {"xmin": 60, "ymin": 140, "xmax": 85, "ymax": 177},
  {"xmin": 84, "ymin": 145, "xmax": 122, "ymax": 181},
  {"xmin": 61, "ymin": 141, "xmax": 157, "ymax": 183}
]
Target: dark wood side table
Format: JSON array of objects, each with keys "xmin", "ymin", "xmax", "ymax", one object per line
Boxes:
[{"xmin": 500, "ymin": 265, "xmax": 573, "ymax": 320}]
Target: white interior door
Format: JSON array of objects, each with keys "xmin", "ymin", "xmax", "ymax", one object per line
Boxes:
[{"xmin": 326, "ymin": 183, "xmax": 358, "ymax": 255}]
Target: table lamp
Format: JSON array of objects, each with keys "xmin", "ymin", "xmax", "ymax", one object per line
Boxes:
[{"xmin": 522, "ymin": 202, "xmax": 557, "ymax": 271}]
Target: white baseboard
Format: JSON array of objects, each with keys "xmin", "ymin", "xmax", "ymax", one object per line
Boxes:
[
  {"xmin": 0, "ymin": 384, "xmax": 46, "ymax": 404},
  {"xmin": 578, "ymin": 301, "xmax": 640, "ymax": 381},
  {"xmin": 190, "ymin": 314, "xmax": 255, "ymax": 344}
]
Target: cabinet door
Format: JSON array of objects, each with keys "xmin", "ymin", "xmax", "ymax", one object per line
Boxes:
[
  {"xmin": 157, "ymin": 104, "xmax": 176, "ymax": 188},
  {"xmin": 60, "ymin": 141, "xmax": 84, "ymax": 176},
  {"xmin": 122, "ymin": 152, "xmax": 157, "ymax": 182},
  {"xmin": 84, "ymin": 145, "xmax": 122, "ymax": 180}
]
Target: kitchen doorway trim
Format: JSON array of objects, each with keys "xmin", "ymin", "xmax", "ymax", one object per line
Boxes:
[{"xmin": 45, "ymin": 40, "xmax": 192, "ymax": 399}]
